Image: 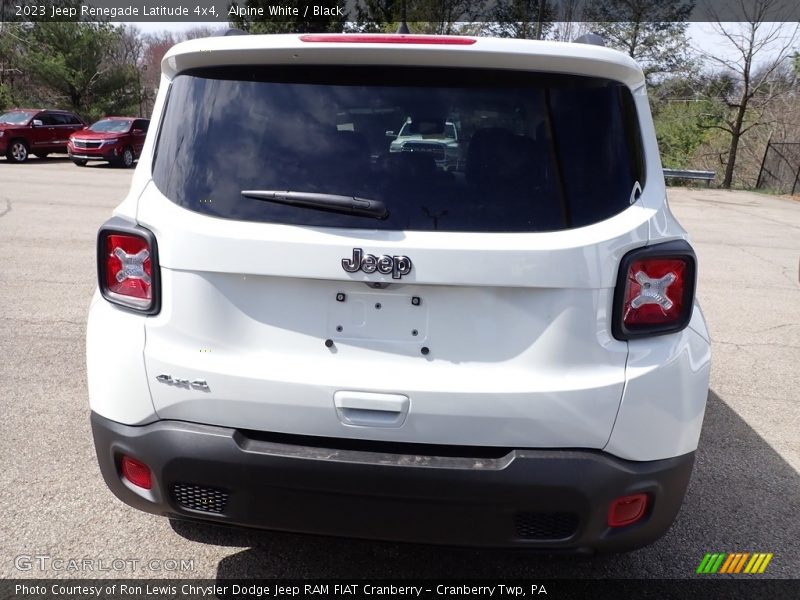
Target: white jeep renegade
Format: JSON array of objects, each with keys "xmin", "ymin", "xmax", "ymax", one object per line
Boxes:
[{"xmin": 87, "ymin": 33, "xmax": 711, "ymax": 552}]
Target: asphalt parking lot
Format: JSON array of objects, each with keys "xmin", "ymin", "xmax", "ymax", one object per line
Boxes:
[{"xmin": 0, "ymin": 157, "xmax": 798, "ymax": 579}]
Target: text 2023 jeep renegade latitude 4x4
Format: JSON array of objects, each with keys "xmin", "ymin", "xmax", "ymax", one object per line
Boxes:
[{"xmin": 87, "ymin": 34, "xmax": 711, "ymax": 552}]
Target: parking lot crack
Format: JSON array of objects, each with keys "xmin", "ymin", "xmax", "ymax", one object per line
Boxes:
[
  {"xmin": 693, "ymin": 196, "xmax": 800, "ymax": 231},
  {"xmin": 8, "ymin": 317, "xmax": 83, "ymax": 327},
  {"xmin": 0, "ymin": 198, "xmax": 10, "ymax": 219},
  {"xmin": 711, "ymin": 338, "xmax": 799, "ymax": 350},
  {"xmin": 763, "ymin": 323, "xmax": 798, "ymax": 333},
  {"xmin": 736, "ymin": 244, "xmax": 796, "ymax": 272}
]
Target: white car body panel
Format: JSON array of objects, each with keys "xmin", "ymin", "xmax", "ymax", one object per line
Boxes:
[
  {"xmin": 87, "ymin": 34, "xmax": 710, "ymax": 463},
  {"xmin": 86, "ymin": 292, "xmax": 156, "ymax": 424},
  {"xmin": 136, "ymin": 182, "xmax": 654, "ymax": 287},
  {"xmin": 605, "ymin": 320, "xmax": 711, "ymax": 461},
  {"xmin": 161, "ymin": 36, "xmax": 646, "ymax": 88},
  {"xmin": 134, "ymin": 183, "xmax": 655, "ymax": 449}
]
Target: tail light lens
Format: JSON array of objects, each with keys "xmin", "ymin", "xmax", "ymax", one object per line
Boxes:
[
  {"xmin": 97, "ymin": 218, "xmax": 160, "ymax": 314},
  {"xmin": 613, "ymin": 240, "xmax": 696, "ymax": 340}
]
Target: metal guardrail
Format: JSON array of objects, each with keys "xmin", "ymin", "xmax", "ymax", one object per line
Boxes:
[{"xmin": 663, "ymin": 168, "xmax": 715, "ymax": 187}]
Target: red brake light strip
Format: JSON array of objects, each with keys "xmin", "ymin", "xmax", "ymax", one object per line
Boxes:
[{"xmin": 299, "ymin": 34, "xmax": 476, "ymax": 45}]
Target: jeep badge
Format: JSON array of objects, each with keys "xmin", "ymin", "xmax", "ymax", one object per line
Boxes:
[{"xmin": 341, "ymin": 248, "xmax": 412, "ymax": 279}]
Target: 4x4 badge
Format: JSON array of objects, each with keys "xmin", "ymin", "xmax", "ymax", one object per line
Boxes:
[{"xmin": 342, "ymin": 248, "xmax": 412, "ymax": 279}]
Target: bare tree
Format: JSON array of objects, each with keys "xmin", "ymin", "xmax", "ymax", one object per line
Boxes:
[
  {"xmin": 139, "ymin": 31, "xmax": 180, "ymax": 115},
  {"xmin": 583, "ymin": 0, "xmax": 695, "ymax": 83},
  {"xmin": 548, "ymin": 0, "xmax": 587, "ymax": 42},
  {"xmin": 183, "ymin": 26, "xmax": 227, "ymax": 40},
  {"xmin": 698, "ymin": 0, "xmax": 799, "ymax": 188},
  {"xmin": 136, "ymin": 27, "xmax": 225, "ymax": 116}
]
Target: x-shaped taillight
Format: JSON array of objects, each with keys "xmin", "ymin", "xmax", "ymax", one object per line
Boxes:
[
  {"xmin": 113, "ymin": 247, "xmax": 151, "ymax": 285},
  {"xmin": 630, "ymin": 271, "xmax": 676, "ymax": 311}
]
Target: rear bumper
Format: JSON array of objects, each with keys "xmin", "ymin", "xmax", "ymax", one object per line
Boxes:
[{"xmin": 91, "ymin": 412, "xmax": 694, "ymax": 552}]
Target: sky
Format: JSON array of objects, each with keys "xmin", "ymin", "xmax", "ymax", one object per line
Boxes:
[{"xmin": 688, "ymin": 22, "xmax": 798, "ymax": 67}]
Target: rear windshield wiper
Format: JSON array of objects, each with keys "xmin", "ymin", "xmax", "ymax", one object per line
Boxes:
[{"xmin": 241, "ymin": 190, "xmax": 388, "ymax": 220}]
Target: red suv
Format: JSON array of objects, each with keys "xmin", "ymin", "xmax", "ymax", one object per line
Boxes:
[
  {"xmin": 68, "ymin": 117, "xmax": 149, "ymax": 168},
  {"xmin": 0, "ymin": 109, "xmax": 86, "ymax": 162}
]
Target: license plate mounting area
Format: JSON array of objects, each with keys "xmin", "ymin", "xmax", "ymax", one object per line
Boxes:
[{"xmin": 327, "ymin": 292, "xmax": 428, "ymax": 343}]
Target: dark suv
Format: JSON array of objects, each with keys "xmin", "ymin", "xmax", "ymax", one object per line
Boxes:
[
  {"xmin": 68, "ymin": 117, "xmax": 150, "ymax": 168},
  {"xmin": 0, "ymin": 109, "xmax": 85, "ymax": 162}
]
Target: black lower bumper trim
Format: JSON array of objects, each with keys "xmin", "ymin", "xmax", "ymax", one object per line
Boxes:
[{"xmin": 91, "ymin": 412, "xmax": 695, "ymax": 552}]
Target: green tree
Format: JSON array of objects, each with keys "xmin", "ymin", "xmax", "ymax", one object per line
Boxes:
[
  {"xmin": 348, "ymin": 1, "xmax": 480, "ymax": 35},
  {"xmin": 486, "ymin": 0, "xmax": 555, "ymax": 40},
  {"xmin": 0, "ymin": 23, "xmax": 28, "ymax": 109},
  {"xmin": 16, "ymin": 21, "xmax": 140, "ymax": 120},
  {"xmin": 348, "ymin": 0, "xmax": 397, "ymax": 33},
  {"xmin": 583, "ymin": 0, "xmax": 695, "ymax": 83},
  {"xmin": 654, "ymin": 100, "xmax": 713, "ymax": 168},
  {"xmin": 409, "ymin": 1, "xmax": 480, "ymax": 35}
]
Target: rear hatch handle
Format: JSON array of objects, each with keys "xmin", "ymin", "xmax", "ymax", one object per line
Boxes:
[{"xmin": 333, "ymin": 391, "xmax": 410, "ymax": 428}]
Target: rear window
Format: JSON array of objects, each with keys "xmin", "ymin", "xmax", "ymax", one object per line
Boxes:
[{"xmin": 153, "ymin": 66, "xmax": 644, "ymax": 232}]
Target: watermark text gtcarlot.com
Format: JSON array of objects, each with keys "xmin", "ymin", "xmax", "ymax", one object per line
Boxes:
[{"xmin": 14, "ymin": 555, "xmax": 195, "ymax": 572}]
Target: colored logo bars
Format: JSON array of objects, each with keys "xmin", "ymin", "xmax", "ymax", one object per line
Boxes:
[{"xmin": 696, "ymin": 552, "xmax": 774, "ymax": 574}]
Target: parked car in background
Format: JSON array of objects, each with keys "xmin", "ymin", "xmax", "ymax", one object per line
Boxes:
[
  {"xmin": 388, "ymin": 118, "xmax": 460, "ymax": 171},
  {"xmin": 68, "ymin": 117, "xmax": 150, "ymax": 168},
  {"xmin": 0, "ymin": 108, "xmax": 85, "ymax": 162}
]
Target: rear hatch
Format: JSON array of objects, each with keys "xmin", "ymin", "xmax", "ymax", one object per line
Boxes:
[{"xmin": 139, "ymin": 50, "xmax": 650, "ymax": 449}]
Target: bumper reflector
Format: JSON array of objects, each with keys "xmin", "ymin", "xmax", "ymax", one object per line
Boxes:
[
  {"xmin": 608, "ymin": 493, "xmax": 648, "ymax": 527},
  {"xmin": 121, "ymin": 455, "xmax": 152, "ymax": 490}
]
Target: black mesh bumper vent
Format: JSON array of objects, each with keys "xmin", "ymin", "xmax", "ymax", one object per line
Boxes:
[
  {"xmin": 514, "ymin": 512, "xmax": 580, "ymax": 540},
  {"xmin": 171, "ymin": 484, "xmax": 229, "ymax": 514}
]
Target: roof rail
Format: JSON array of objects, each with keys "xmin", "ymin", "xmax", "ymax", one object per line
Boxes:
[{"xmin": 573, "ymin": 33, "xmax": 605, "ymax": 47}]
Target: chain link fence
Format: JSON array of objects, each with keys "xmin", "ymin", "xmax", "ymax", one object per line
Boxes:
[{"xmin": 756, "ymin": 141, "xmax": 800, "ymax": 195}]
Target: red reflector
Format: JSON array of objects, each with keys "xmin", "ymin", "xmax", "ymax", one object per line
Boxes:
[
  {"xmin": 299, "ymin": 34, "xmax": 476, "ymax": 45},
  {"xmin": 608, "ymin": 494, "xmax": 648, "ymax": 527},
  {"xmin": 104, "ymin": 234, "xmax": 152, "ymax": 301},
  {"xmin": 622, "ymin": 258, "xmax": 687, "ymax": 327},
  {"xmin": 121, "ymin": 456, "xmax": 152, "ymax": 490}
]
